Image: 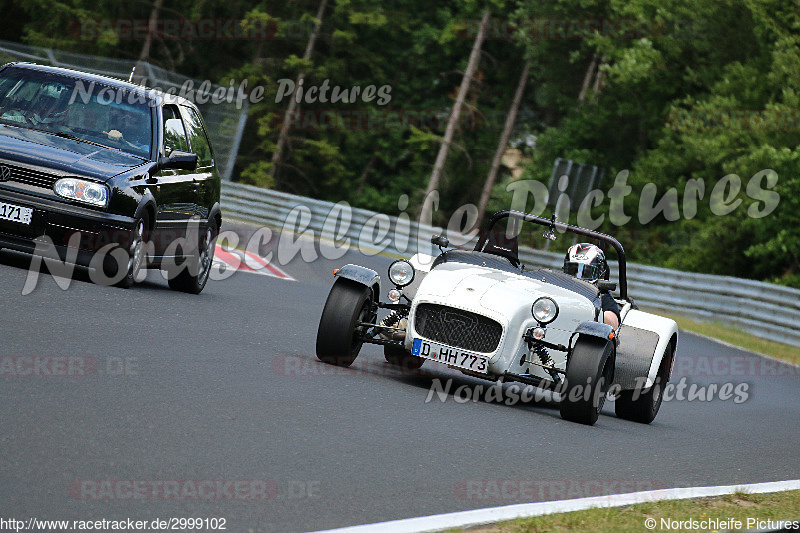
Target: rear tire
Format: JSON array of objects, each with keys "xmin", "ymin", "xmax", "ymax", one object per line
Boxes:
[
  {"xmin": 559, "ymin": 336, "xmax": 614, "ymax": 426},
  {"xmin": 615, "ymin": 342, "xmax": 674, "ymax": 423},
  {"xmin": 316, "ymin": 279, "xmax": 374, "ymax": 367}
]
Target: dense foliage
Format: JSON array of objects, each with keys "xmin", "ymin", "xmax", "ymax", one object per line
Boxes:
[{"xmin": 3, "ymin": 0, "xmax": 798, "ymax": 285}]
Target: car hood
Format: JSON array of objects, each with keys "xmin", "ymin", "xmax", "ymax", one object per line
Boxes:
[
  {"xmin": 414, "ymin": 263, "xmax": 597, "ymax": 331},
  {"xmin": 0, "ymin": 125, "xmax": 149, "ymax": 181}
]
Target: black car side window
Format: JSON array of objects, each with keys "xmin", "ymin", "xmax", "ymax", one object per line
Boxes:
[
  {"xmin": 179, "ymin": 105, "xmax": 214, "ymax": 168},
  {"xmin": 162, "ymin": 105, "xmax": 189, "ymax": 155}
]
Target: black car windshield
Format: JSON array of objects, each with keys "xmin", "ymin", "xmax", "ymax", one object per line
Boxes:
[{"xmin": 0, "ymin": 67, "xmax": 152, "ymax": 158}]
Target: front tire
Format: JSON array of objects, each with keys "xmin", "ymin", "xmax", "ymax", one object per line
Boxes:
[
  {"xmin": 168, "ymin": 217, "xmax": 217, "ymax": 294},
  {"xmin": 615, "ymin": 342, "xmax": 674, "ymax": 423},
  {"xmin": 115, "ymin": 213, "xmax": 150, "ymax": 289},
  {"xmin": 559, "ymin": 336, "xmax": 615, "ymax": 426},
  {"xmin": 316, "ymin": 279, "xmax": 375, "ymax": 367}
]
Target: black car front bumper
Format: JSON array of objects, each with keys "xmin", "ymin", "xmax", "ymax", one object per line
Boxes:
[{"xmin": 0, "ymin": 186, "xmax": 135, "ymax": 267}]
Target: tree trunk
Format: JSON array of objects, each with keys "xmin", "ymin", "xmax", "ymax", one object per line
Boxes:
[
  {"xmin": 578, "ymin": 50, "xmax": 598, "ymax": 103},
  {"xmin": 419, "ymin": 8, "xmax": 490, "ymax": 223},
  {"xmin": 592, "ymin": 55, "xmax": 607, "ymax": 96},
  {"xmin": 476, "ymin": 59, "xmax": 530, "ymax": 229},
  {"xmin": 137, "ymin": 0, "xmax": 163, "ymax": 65},
  {"xmin": 270, "ymin": 0, "xmax": 328, "ymax": 180}
]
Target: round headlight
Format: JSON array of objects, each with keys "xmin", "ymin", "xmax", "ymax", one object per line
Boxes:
[
  {"xmin": 532, "ymin": 297, "xmax": 558, "ymax": 324},
  {"xmin": 388, "ymin": 260, "xmax": 415, "ymax": 287}
]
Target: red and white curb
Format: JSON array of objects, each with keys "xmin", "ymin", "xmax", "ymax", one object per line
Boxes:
[
  {"xmin": 310, "ymin": 479, "xmax": 800, "ymax": 533},
  {"xmin": 212, "ymin": 245, "xmax": 294, "ymax": 280}
]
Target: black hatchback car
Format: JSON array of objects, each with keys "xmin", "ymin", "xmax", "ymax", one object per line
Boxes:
[{"xmin": 0, "ymin": 62, "xmax": 221, "ymax": 293}]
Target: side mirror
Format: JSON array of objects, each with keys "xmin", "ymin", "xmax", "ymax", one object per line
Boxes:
[
  {"xmin": 158, "ymin": 150, "xmax": 198, "ymax": 171},
  {"xmin": 431, "ymin": 235, "xmax": 450, "ymax": 248},
  {"xmin": 597, "ymin": 280, "xmax": 617, "ymax": 292}
]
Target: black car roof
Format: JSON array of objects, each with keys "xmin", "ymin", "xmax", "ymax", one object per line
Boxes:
[{"xmin": 0, "ymin": 62, "xmax": 197, "ymax": 109}]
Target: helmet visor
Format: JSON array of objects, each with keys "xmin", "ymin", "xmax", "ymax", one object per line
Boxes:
[{"xmin": 564, "ymin": 262, "xmax": 602, "ymax": 280}]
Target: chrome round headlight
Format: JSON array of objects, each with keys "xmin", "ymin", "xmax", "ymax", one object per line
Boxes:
[
  {"xmin": 388, "ymin": 259, "xmax": 415, "ymax": 287},
  {"xmin": 532, "ymin": 297, "xmax": 558, "ymax": 324}
]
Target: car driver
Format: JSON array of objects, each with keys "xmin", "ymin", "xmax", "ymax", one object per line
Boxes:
[{"xmin": 563, "ymin": 243, "xmax": 621, "ymax": 329}]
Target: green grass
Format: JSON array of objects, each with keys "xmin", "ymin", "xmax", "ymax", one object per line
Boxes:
[
  {"xmin": 452, "ymin": 490, "xmax": 800, "ymax": 533},
  {"xmin": 646, "ymin": 308, "xmax": 800, "ymax": 367}
]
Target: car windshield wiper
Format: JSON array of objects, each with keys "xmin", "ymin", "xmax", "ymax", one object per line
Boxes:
[
  {"xmin": 52, "ymin": 132, "xmax": 121, "ymax": 151},
  {"xmin": 1, "ymin": 121, "xmax": 122, "ymax": 152}
]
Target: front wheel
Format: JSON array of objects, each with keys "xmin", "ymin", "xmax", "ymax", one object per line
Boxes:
[
  {"xmin": 559, "ymin": 336, "xmax": 615, "ymax": 426},
  {"xmin": 168, "ymin": 218, "xmax": 217, "ymax": 294},
  {"xmin": 115, "ymin": 213, "xmax": 150, "ymax": 288},
  {"xmin": 615, "ymin": 342, "xmax": 674, "ymax": 423},
  {"xmin": 316, "ymin": 279, "xmax": 375, "ymax": 367}
]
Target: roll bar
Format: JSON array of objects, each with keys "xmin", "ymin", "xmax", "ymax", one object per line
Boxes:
[{"xmin": 475, "ymin": 210, "xmax": 629, "ymax": 300}]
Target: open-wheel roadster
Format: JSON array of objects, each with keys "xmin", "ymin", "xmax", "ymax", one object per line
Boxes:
[{"xmin": 316, "ymin": 210, "xmax": 678, "ymax": 425}]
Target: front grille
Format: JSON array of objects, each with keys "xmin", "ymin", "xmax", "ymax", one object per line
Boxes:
[
  {"xmin": 0, "ymin": 163, "xmax": 59, "ymax": 190},
  {"xmin": 414, "ymin": 303, "xmax": 502, "ymax": 353}
]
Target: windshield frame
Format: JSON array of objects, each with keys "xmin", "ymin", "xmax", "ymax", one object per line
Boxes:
[{"xmin": 0, "ymin": 66, "xmax": 155, "ymax": 160}]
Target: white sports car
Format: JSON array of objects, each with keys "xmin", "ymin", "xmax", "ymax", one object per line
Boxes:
[{"xmin": 316, "ymin": 210, "xmax": 678, "ymax": 425}]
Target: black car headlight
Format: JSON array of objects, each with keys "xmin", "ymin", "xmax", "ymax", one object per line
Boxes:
[
  {"xmin": 388, "ymin": 259, "xmax": 415, "ymax": 287},
  {"xmin": 532, "ymin": 297, "xmax": 558, "ymax": 324},
  {"xmin": 54, "ymin": 178, "xmax": 109, "ymax": 208}
]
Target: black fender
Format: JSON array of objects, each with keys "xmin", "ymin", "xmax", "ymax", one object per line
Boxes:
[
  {"xmin": 133, "ymin": 190, "xmax": 157, "ymax": 225},
  {"xmin": 575, "ymin": 320, "xmax": 614, "ymax": 342},
  {"xmin": 208, "ymin": 201, "xmax": 222, "ymax": 229},
  {"xmin": 569, "ymin": 321, "xmax": 617, "ymax": 389},
  {"xmin": 335, "ymin": 264, "xmax": 380, "ymax": 301}
]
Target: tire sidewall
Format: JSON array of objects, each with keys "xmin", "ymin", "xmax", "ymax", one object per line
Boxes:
[
  {"xmin": 122, "ymin": 212, "xmax": 150, "ymax": 287},
  {"xmin": 614, "ymin": 342, "xmax": 673, "ymax": 423},
  {"xmin": 167, "ymin": 217, "xmax": 218, "ymax": 294},
  {"xmin": 560, "ymin": 336, "xmax": 614, "ymax": 425},
  {"xmin": 316, "ymin": 279, "xmax": 374, "ymax": 366},
  {"xmin": 106, "ymin": 211, "xmax": 150, "ymax": 289}
]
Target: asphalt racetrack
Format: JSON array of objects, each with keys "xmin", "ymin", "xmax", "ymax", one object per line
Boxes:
[{"xmin": 1, "ymin": 222, "xmax": 798, "ymax": 532}]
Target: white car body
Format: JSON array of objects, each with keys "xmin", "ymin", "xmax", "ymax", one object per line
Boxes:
[
  {"xmin": 317, "ymin": 210, "xmax": 679, "ymax": 424},
  {"xmin": 405, "ymin": 252, "xmax": 678, "ymax": 390}
]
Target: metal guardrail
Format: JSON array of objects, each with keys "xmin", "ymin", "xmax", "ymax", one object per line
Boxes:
[{"xmin": 222, "ymin": 181, "xmax": 800, "ymax": 348}]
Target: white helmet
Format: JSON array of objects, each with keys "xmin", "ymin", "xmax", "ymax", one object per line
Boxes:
[{"xmin": 563, "ymin": 243, "xmax": 607, "ymax": 281}]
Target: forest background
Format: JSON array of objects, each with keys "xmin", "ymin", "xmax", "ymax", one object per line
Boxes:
[{"xmin": 3, "ymin": 0, "xmax": 799, "ymax": 287}]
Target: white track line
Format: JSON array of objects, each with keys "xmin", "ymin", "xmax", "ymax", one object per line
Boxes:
[{"xmin": 311, "ymin": 479, "xmax": 800, "ymax": 533}]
